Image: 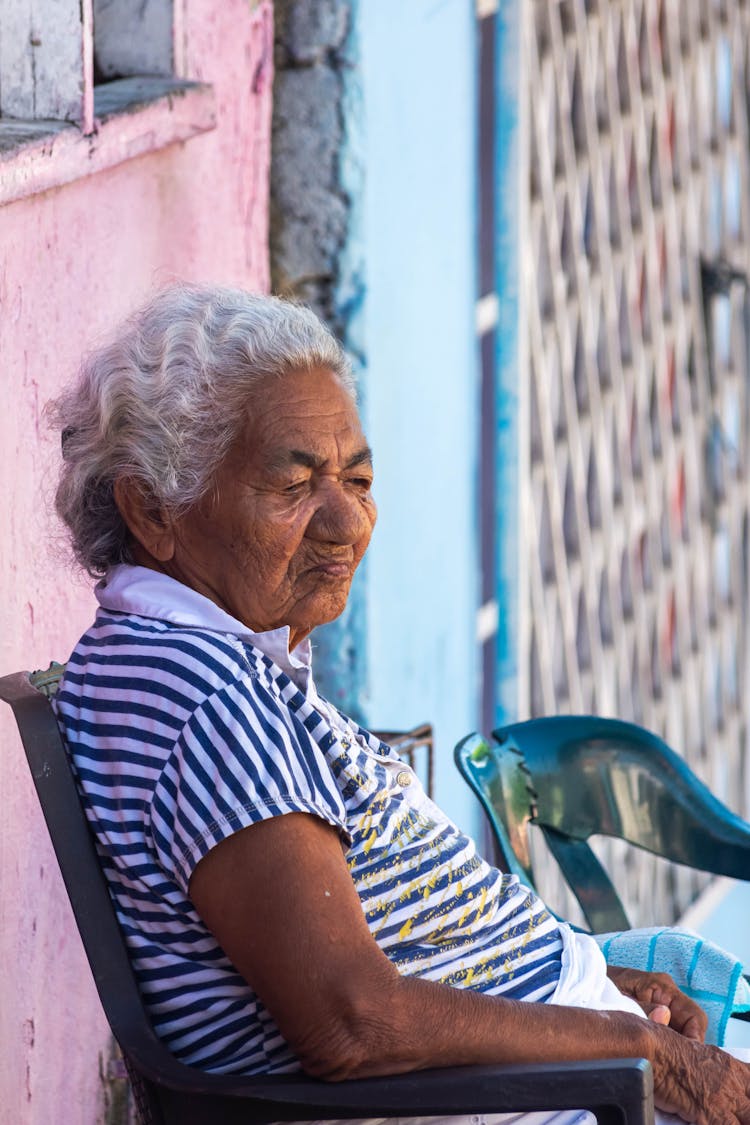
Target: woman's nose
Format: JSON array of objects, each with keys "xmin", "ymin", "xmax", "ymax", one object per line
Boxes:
[{"xmin": 308, "ymin": 482, "xmax": 373, "ymax": 543}]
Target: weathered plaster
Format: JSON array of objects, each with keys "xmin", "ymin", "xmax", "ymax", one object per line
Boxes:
[
  {"xmin": 270, "ymin": 0, "xmax": 353, "ymax": 333},
  {"xmin": 270, "ymin": 0, "xmax": 369, "ymax": 717},
  {"xmin": 93, "ymin": 0, "xmax": 173, "ymax": 80},
  {"xmin": 0, "ymin": 3, "xmax": 272, "ymax": 1121},
  {"xmin": 0, "ymin": 78, "xmax": 216, "ymax": 206},
  {"xmin": 0, "ymin": 0, "xmax": 85, "ymax": 122}
]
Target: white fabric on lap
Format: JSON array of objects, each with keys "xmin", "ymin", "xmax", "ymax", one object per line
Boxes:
[{"xmin": 549, "ymin": 925, "xmax": 645, "ymax": 1018}]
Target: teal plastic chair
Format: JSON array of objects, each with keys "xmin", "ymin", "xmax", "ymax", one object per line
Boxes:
[{"xmin": 455, "ymin": 716, "xmax": 750, "ymax": 935}]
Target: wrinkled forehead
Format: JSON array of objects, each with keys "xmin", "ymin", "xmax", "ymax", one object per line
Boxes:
[{"xmin": 228, "ymin": 366, "xmax": 370, "ymax": 471}]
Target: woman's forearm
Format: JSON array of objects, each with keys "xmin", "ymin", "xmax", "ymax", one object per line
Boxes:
[{"xmin": 292, "ymin": 964, "xmax": 654, "ymax": 1080}]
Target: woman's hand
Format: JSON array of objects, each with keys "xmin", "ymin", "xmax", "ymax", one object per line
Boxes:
[
  {"xmin": 648, "ymin": 1025, "xmax": 750, "ymax": 1124},
  {"xmin": 607, "ymin": 964, "xmax": 708, "ymax": 1041}
]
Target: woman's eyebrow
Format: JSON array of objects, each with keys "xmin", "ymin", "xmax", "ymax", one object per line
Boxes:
[
  {"xmin": 270, "ymin": 446, "xmax": 374, "ymax": 471},
  {"xmin": 346, "ymin": 446, "xmax": 374, "ymax": 470}
]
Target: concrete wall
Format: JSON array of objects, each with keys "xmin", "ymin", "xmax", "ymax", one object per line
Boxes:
[
  {"xmin": 271, "ymin": 0, "xmax": 355, "ymax": 331},
  {"xmin": 0, "ymin": 3, "xmax": 272, "ymax": 1120},
  {"xmin": 270, "ymin": 0, "xmax": 370, "ymax": 720}
]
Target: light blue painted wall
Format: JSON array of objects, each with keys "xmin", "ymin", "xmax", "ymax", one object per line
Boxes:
[{"xmin": 354, "ymin": 0, "xmax": 480, "ymax": 831}]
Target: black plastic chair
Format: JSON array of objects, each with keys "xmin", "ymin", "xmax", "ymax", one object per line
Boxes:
[
  {"xmin": 455, "ymin": 716, "xmax": 750, "ymax": 939},
  {"xmin": 0, "ymin": 669, "xmax": 654, "ymax": 1125}
]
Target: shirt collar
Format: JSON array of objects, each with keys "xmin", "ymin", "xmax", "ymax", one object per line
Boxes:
[{"xmin": 95, "ymin": 564, "xmax": 313, "ymax": 679}]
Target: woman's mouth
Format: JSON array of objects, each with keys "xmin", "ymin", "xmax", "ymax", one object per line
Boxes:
[{"xmin": 312, "ymin": 561, "xmax": 351, "ymax": 578}]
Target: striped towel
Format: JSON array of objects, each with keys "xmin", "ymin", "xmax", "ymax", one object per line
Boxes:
[{"xmin": 595, "ymin": 926, "xmax": 750, "ymax": 1045}]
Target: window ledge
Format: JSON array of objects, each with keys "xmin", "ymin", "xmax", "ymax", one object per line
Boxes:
[{"xmin": 0, "ymin": 77, "xmax": 216, "ymax": 206}]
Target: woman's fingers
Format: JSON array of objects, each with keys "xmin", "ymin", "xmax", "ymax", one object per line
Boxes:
[
  {"xmin": 607, "ymin": 965, "xmax": 708, "ymax": 1041},
  {"xmin": 646, "ymin": 1003, "xmax": 671, "ymax": 1026}
]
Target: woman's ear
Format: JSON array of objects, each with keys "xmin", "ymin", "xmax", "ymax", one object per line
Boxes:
[{"xmin": 113, "ymin": 478, "xmax": 176, "ymax": 563}]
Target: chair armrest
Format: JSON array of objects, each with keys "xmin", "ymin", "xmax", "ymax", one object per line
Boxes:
[{"xmin": 149, "ymin": 1059, "xmax": 655, "ymax": 1125}]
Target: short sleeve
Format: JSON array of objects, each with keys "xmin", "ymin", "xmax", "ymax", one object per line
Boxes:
[{"xmin": 149, "ymin": 673, "xmax": 348, "ymax": 892}]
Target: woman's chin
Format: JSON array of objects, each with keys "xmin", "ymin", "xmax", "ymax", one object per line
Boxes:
[{"xmin": 303, "ymin": 588, "xmax": 353, "ymax": 630}]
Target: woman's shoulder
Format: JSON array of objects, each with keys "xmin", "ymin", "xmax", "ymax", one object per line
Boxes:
[{"xmin": 65, "ymin": 609, "xmax": 267, "ymax": 705}]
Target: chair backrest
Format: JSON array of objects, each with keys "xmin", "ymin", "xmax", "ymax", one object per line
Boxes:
[
  {"xmin": 0, "ymin": 667, "xmax": 198, "ymax": 1122},
  {"xmin": 455, "ymin": 715, "xmax": 750, "ymax": 934},
  {"xmin": 2, "ymin": 669, "xmax": 656, "ymax": 1124}
]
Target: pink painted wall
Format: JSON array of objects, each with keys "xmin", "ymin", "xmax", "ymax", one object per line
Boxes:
[{"xmin": 0, "ymin": 3, "xmax": 273, "ymax": 1121}]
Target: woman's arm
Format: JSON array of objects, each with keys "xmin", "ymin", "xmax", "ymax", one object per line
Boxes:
[{"xmin": 188, "ymin": 812, "xmax": 750, "ymax": 1124}]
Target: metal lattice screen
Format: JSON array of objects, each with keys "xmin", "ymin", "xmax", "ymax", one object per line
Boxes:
[{"xmin": 522, "ymin": 0, "xmax": 750, "ymax": 926}]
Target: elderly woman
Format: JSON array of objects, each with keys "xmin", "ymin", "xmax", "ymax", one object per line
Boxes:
[{"xmin": 50, "ymin": 285, "xmax": 750, "ymax": 1125}]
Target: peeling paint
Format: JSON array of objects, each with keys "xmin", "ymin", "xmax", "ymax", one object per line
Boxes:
[
  {"xmin": 100, "ymin": 1039, "xmax": 132, "ymax": 1125},
  {"xmin": 0, "ymin": 0, "xmax": 85, "ymax": 122}
]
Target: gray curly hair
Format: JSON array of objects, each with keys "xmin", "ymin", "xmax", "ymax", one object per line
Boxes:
[{"xmin": 48, "ymin": 284, "xmax": 354, "ymax": 576}]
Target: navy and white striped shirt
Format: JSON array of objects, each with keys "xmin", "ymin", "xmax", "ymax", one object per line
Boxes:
[{"xmin": 54, "ymin": 565, "xmax": 564, "ymax": 1075}]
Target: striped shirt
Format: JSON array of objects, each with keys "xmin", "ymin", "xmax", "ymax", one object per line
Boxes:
[{"xmin": 54, "ymin": 565, "xmax": 564, "ymax": 1075}]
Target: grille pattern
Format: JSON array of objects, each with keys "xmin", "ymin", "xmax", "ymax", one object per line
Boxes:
[{"xmin": 522, "ymin": 0, "xmax": 750, "ymax": 925}]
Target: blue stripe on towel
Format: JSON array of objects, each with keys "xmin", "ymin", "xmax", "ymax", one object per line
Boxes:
[{"xmin": 595, "ymin": 926, "xmax": 750, "ymax": 1046}]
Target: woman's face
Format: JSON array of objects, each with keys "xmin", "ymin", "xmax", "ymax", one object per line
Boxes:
[{"xmin": 162, "ymin": 366, "xmax": 376, "ymax": 648}]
